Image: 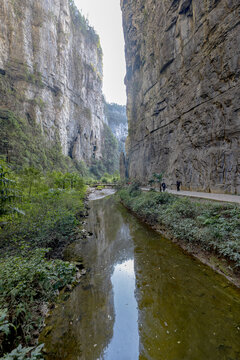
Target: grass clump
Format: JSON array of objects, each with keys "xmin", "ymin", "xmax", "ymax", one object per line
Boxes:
[{"xmin": 118, "ymin": 187, "xmax": 240, "ymax": 267}]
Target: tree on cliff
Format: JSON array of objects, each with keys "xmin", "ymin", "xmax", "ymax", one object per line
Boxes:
[{"xmin": 152, "ymin": 173, "xmax": 163, "ymax": 192}]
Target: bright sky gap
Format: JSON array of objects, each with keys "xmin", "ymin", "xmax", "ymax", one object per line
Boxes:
[{"xmin": 75, "ymin": 0, "xmax": 127, "ymax": 105}]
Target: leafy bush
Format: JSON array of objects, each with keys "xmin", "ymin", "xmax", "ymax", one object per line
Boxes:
[
  {"xmin": 118, "ymin": 187, "xmax": 240, "ymax": 267},
  {"xmin": 2, "ymin": 344, "xmax": 44, "ymax": 359},
  {"xmin": 101, "ymin": 177, "xmax": 108, "ymax": 184},
  {"xmin": 0, "ymin": 309, "xmax": 15, "ymax": 337},
  {"xmin": 129, "ymin": 181, "xmax": 142, "ymax": 197},
  {"xmin": 0, "ymin": 249, "xmax": 77, "ymax": 352},
  {"xmin": 152, "ymin": 173, "xmax": 163, "ymax": 191},
  {"xmin": 0, "ymin": 161, "xmax": 87, "ymax": 357},
  {"xmin": 0, "ymin": 162, "xmax": 17, "ymax": 215},
  {"xmin": 0, "ymin": 186, "xmax": 85, "ymax": 252}
]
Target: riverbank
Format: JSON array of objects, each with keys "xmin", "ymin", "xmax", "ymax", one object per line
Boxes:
[
  {"xmin": 0, "ymin": 166, "xmax": 89, "ymax": 359},
  {"xmin": 118, "ymin": 186, "xmax": 240, "ymax": 288}
]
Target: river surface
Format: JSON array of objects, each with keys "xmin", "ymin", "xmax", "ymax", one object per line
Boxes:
[{"xmin": 41, "ymin": 195, "xmax": 240, "ymax": 360}]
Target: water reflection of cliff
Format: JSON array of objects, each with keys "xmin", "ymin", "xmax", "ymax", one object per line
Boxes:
[{"xmin": 41, "ymin": 196, "xmax": 135, "ymax": 360}]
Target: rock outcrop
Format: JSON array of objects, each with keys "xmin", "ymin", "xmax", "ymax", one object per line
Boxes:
[
  {"xmin": 0, "ymin": 0, "xmax": 105, "ymax": 166},
  {"xmin": 121, "ymin": 0, "xmax": 240, "ymax": 194}
]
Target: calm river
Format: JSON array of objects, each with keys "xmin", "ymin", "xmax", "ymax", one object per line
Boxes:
[{"xmin": 41, "ymin": 194, "xmax": 240, "ymax": 360}]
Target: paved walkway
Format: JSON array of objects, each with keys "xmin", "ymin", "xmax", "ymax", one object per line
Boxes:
[{"xmin": 141, "ymin": 188, "xmax": 240, "ymax": 204}]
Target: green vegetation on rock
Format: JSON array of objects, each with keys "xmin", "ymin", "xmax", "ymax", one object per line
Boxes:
[
  {"xmin": 105, "ymin": 103, "xmax": 127, "ymax": 128},
  {"xmin": 118, "ymin": 186, "xmax": 240, "ymax": 267},
  {"xmin": 102, "ymin": 123, "xmax": 119, "ymax": 174},
  {"xmin": 69, "ymin": 0, "xmax": 101, "ymax": 51},
  {"xmin": 90, "ymin": 123, "xmax": 119, "ymax": 178},
  {"xmin": 105, "ymin": 103, "xmax": 128, "ymax": 154},
  {"xmin": 0, "ymin": 109, "xmax": 85, "ymax": 173}
]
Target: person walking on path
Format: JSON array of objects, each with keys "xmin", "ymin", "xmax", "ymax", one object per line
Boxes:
[
  {"xmin": 176, "ymin": 180, "xmax": 181, "ymax": 191},
  {"xmin": 162, "ymin": 182, "xmax": 166, "ymax": 191}
]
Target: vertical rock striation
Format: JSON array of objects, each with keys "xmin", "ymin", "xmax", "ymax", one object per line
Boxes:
[
  {"xmin": 121, "ymin": 0, "xmax": 240, "ymax": 194},
  {"xmin": 0, "ymin": 0, "xmax": 105, "ymax": 166}
]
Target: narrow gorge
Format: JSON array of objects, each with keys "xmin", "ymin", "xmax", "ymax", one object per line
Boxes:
[
  {"xmin": 1, "ymin": 1, "xmax": 240, "ymax": 359},
  {"xmin": 121, "ymin": 0, "xmax": 240, "ymax": 194}
]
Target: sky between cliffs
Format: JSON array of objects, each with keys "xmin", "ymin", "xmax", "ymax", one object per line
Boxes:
[{"xmin": 75, "ymin": 0, "xmax": 126, "ymax": 105}]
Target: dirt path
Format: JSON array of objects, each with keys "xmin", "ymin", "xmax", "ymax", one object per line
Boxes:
[
  {"xmin": 141, "ymin": 187, "xmax": 240, "ymax": 204},
  {"xmin": 167, "ymin": 189, "xmax": 240, "ymax": 204}
]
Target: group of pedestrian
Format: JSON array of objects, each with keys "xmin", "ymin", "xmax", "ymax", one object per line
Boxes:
[{"xmin": 160, "ymin": 181, "xmax": 181, "ymax": 192}]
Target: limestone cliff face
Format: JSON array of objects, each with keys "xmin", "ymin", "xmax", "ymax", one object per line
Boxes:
[
  {"xmin": 121, "ymin": 0, "xmax": 240, "ymax": 194},
  {"xmin": 0, "ymin": 0, "xmax": 105, "ymax": 165}
]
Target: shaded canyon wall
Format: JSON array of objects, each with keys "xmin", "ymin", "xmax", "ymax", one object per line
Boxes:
[{"xmin": 121, "ymin": 0, "xmax": 240, "ymax": 194}]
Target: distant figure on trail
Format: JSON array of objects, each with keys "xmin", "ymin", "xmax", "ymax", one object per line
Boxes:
[
  {"xmin": 176, "ymin": 180, "xmax": 181, "ymax": 191},
  {"xmin": 162, "ymin": 182, "xmax": 166, "ymax": 191}
]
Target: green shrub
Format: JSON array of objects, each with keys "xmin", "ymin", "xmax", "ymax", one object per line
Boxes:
[
  {"xmin": 2, "ymin": 344, "xmax": 44, "ymax": 359},
  {"xmin": 118, "ymin": 188, "xmax": 240, "ymax": 267},
  {"xmin": 0, "ymin": 162, "xmax": 18, "ymax": 215},
  {"xmin": 0, "ymin": 309, "xmax": 15, "ymax": 337},
  {"xmin": 101, "ymin": 177, "xmax": 108, "ymax": 184},
  {"xmin": 0, "ymin": 163, "xmax": 87, "ymax": 357},
  {"xmin": 128, "ymin": 181, "xmax": 142, "ymax": 197},
  {"xmin": 0, "ymin": 249, "xmax": 77, "ymax": 354}
]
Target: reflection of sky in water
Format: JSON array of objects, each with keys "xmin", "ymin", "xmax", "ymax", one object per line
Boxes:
[{"xmin": 102, "ymin": 259, "xmax": 139, "ymax": 360}]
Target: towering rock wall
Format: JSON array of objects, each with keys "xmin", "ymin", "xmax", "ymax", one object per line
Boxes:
[
  {"xmin": 121, "ymin": 0, "xmax": 240, "ymax": 194},
  {"xmin": 0, "ymin": 0, "xmax": 105, "ymax": 166},
  {"xmin": 106, "ymin": 103, "xmax": 128, "ymax": 153}
]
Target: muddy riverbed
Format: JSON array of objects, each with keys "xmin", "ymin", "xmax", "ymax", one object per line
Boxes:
[{"xmin": 40, "ymin": 195, "xmax": 240, "ymax": 360}]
